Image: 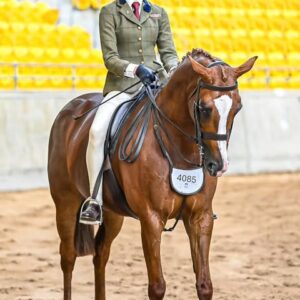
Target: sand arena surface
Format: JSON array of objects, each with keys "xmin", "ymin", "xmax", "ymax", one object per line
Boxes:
[{"xmin": 0, "ymin": 173, "xmax": 299, "ymax": 300}]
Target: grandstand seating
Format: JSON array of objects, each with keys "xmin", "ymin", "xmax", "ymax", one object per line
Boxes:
[
  {"xmin": 0, "ymin": 0, "xmax": 299, "ymax": 90},
  {"xmin": 0, "ymin": 0, "xmax": 105, "ymax": 90},
  {"xmin": 72, "ymin": 0, "xmax": 102, "ymax": 10}
]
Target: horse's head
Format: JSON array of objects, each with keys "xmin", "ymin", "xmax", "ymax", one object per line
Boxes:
[{"xmin": 185, "ymin": 51, "xmax": 257, "ymax": 177}]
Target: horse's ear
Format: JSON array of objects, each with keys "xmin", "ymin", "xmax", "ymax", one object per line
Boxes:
[
  {"xmin": 188, "ymin": 56, "xmax": 212, "ymax": 83},
  {"xmin": 233, "ymin": 56, "xmax": 258, "ymax": 79}
]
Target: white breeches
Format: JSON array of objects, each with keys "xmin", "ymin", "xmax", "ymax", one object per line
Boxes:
[{"xmin": 86, "ymin": 91, "xmax": 133, "ymax": 204}]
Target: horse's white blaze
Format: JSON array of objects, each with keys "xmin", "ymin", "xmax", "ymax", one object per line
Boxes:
[{"xmin": 214, "ymin": 95, "xmax": 232, "ymax": 174}]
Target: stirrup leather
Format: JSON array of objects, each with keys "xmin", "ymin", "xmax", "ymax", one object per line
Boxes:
[{"xmin": 79, "ymin": 197, "xmax": 103, "ymax": 225}]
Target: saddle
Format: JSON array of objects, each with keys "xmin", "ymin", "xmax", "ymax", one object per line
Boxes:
[{"xmin": 90, "ymin": 87, "xmax": 152, "ymax": 219}]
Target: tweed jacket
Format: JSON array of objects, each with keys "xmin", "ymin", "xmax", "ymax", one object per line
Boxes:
[{"xmin": 99, "ymin": 0, "xmax": 179, "ymax": 95}]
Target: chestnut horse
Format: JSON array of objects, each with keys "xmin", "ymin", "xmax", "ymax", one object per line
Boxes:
[{"xmin": 48, "ymin": 49, "xmax": 257, "ymax": 300}]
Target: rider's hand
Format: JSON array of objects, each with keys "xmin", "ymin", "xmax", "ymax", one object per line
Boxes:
[{"xmin": 135, "ymin": 64, "xmax": 156, "ymax": 85}]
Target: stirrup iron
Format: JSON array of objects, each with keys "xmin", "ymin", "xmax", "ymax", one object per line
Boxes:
[{"xmin": 79, "ymin": 197, "xmax": 103, "ymax": 225}]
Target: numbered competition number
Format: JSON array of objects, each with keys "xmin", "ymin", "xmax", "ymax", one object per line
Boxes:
[{"xmin": 177, "ymin": 174, "xmax": 196, "ymax": 183}]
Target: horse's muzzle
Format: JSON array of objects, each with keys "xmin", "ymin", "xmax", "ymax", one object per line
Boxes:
[{"xmin": 206, "ymin": 159, "xmax": 222, "ymax": 177}]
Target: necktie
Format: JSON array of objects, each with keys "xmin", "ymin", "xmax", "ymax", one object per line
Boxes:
[{"xmin": 132, "ymin": 2, "xmax": 140, "ymax": 21}]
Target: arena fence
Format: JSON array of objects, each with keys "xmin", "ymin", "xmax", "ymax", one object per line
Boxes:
[
  {"xmin": 0, "ymin": 62, "xmax": 106, "ymax": 90},
  {"xmin": 0, "ymin": 62, "xmax": 299, "ymax": 90}
]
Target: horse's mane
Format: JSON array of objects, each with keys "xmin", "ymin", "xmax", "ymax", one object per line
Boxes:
[
  {"xmin": 179, "ymin": 48, "xmax": 228, "ymax": 81},
  {"xmin": 180, "ymin": 48, "xmax": 217, "ymax": 65}
]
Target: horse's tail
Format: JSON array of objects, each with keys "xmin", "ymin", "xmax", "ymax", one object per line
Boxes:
[{"xmin": 75, "ymin": 221, "xmax": 95, "ymax": 257}]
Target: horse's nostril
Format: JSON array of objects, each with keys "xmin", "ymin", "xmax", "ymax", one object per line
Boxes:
[{"xmin": 207, "ymin": 161, "xmax": 218, "ymax": 176}]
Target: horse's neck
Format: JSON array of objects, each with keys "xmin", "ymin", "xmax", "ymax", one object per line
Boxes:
[{"xmin": 157, "ymin": 64, "xmax": 197, "ymax": 128}]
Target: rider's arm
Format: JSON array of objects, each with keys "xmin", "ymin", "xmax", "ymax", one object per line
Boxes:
[
  {"xmin": 156, "ymin": 8, "xmax": 179, "ymax": 73},
  {"xmin": 99, "ymin": 6, "xmax": 131, "ymax": 77}
]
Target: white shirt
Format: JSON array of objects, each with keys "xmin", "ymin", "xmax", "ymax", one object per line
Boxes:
[{"xmin": 124, "ymin": 0, "xmax": 143, "ymax": 78}]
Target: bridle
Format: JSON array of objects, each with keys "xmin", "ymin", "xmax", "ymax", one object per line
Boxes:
[
  {"xmin": 118, "ymin": 60, "xmax": 238, "ymax": 167},
  {"xmin": 193, "ymin": 60, "xmax": 238, "ymax": 148}
]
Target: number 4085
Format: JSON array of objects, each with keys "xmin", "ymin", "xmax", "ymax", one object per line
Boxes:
[{"xmin": 177, "ymin": 174, "xmax": 196, "ymax": 183}]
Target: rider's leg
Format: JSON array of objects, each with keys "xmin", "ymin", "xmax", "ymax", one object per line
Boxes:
[{"xmin": 80, "ymin": 91, "xmax": 132, "ymax": 224}]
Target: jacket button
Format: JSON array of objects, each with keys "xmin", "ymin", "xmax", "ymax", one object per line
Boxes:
[
  {"xmin": 139, "ymin": 49, "xmax": 143, "ymax": 53},
  {"xmin": 138, "ymin": 37, "xmax": 142, "ymax": 41},
  {"xmin": 137, "ymin": 26, "xmax": 141, "ymax": 30}
]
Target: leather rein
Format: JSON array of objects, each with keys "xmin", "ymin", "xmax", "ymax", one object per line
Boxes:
[
  {"xmin": 109, "ymin": 60, "xmax": 238, "ymax": 232},
  {"xmin": 118, "ymin": 61, "xmax": 238, "ymax": 168}
]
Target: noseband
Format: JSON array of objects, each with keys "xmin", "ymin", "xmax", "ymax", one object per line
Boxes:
[{"xmin": 193, "ymin": 60, "xmax": 238, "ymax": 145}]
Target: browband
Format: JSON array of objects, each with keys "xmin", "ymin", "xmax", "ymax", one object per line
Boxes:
[
  {"xmin": 199, "ymin": 60, "xmax": 238, "ymax": 91},
  {"xmin": 199, "ymin": 80, "xmax": 238, "ymax": 92}
]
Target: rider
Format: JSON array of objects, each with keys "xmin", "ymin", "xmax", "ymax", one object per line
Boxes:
[{"xmin": 80, "ymin": 0, "xmax": 179, "ymax": 224}]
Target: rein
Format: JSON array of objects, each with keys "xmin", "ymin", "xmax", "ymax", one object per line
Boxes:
[{"xmin": 93, "ymin": 60, "xmax": 238, "ymax": 232}]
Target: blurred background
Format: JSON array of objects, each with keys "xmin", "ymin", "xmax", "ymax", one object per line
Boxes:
[{"xmin": 0, "ymin": 0, "xmax": 299, "ymax": 190}]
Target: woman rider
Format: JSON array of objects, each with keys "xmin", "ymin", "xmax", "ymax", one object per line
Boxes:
[{"xmin": 80, "ymin": 0, "xmax": 179, "ymax": 224}]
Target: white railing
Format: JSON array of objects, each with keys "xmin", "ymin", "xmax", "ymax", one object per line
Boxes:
[
  {"xmin": 0, "ymin": 62, "xmax": 298, "ymax": 90},
  {"xmin": 0, "ymin": 62, "xmax": 105, "ymax": 90}
]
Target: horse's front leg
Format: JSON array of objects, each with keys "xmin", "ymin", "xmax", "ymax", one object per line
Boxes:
[
  {"xmin": 140, "ymin": 213, "xmax": 166, "ymax": 300},
  {"xmin": 183, "ymin": 209, "xmax": 214, "ymax": 300}
]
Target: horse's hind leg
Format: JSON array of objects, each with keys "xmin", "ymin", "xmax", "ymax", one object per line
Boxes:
[
  {"xmin": 54, "ymin": 191, "xmax": 83, "ymax": 300},
  {"xmin": 94, "ymin": 209, "xmax": 124, "ymax": 300},
  {"xmin": 183, "ymin": 210, "xmax": 214, "ymax": 300}
]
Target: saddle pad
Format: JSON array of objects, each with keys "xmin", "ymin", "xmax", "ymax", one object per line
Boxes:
[
  {"xmin": 110, "ymin": 100, "xmax": 135, "ymax": 139},
  {"xmin": 170, "ymin": 167, "xmax": 204, "ymax": 195}
]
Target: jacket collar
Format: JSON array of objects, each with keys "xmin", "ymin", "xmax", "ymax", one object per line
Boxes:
[{"xmin": 117, "ymin": 0, "xmax": 152, "ymax": 25}]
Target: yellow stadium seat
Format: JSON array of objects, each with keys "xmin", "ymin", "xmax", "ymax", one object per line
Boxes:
[
  {"xmin": 56, "ymin": 25, "xmax": 72, "ymax": 48},
  {"xmin": 287, "ymin": 53, "xmax": 300, "ymax": 67},
  {"xmin": 283, "ymin": 9, "xmax": 298, "ymax": 18},
  {"xmin": 61, "ymin": 48, "xmax": 76, "ymax": 63},
  {"xmin": 72, "ymin": 0, "xmax": 90, "ymax": 10},
  {"xmin": 286, "ymin": 39, "xmax": 300, "ymax": 52},
  {"xmin": 40, "ymin": 24, "xmax": 57, "ymax": 47},
  {"xmin": 91, "ymin": 0, "xmax": 102, "ymax": 9},
  {"xmin": 16, "ymin": 0, "xmax": 34, "ymax": 22},
  {"xmin": 75, "ymin": 48, "xmax": 91, "ymax": 63},
  {"xmin": 247, "ymin": 8, "xmax": 264, "ymax": 18},
  {"xmin": 230, "ymin": 16, "xmax": 249, "ymax": 30},
  {"xmin": 18, "ymin": 76, "xmax": 36, "ymax": 90},
  {"xmin": 41, "ymin": 8, "xmax": 59, "ymax": 24},
  {"xmin": 0, "ymin": 47, "xmax": 14, "ymax": 62},
  {"xmin": 229, "ymin": 8, "xmax": 246, "ymax": 19},
  {"xmin": 69, "ymin": 26, "xmax": 91, "ymax": 48},
  {"xmin": 213, "ymin": 51, "xmax": 229, "ymax": 62},
  {"xmin": 98, "ymin": 0, "xmax": 113, "ymax": 7},
  {"xmin": 193, "ymin": 28, "xmax": 213, "ymax": 51},
  {"xmin": 44, "ymin": 48, "xmax": 60, "ymax": 63},
  {"xmin": 50, "ymin": 76, "xmax": 73, "ymax": 89},
  {"xmin": 229, "ymin": 52, "xmax": 249, "ymax": 66},
  {"xmin": 285, "ymin": 29, "xmax": 300, "ymax": 40},
  {"xmin": 11, "ymin": 23, "xmax": 28, "ymax": 47},
  {"xmin": 0, "ymin": 77, "xmax": 14, "ymax": 90},
  {"xmin": 269, "ymin": 69, "xmax": 290, "ymax": 89},
  {"xmin": 252, "ymin": 52, "xmax": 268, "ymax": 67},
  {"xmin": 173, "ymin": 28, "xmax": 193, "ymax": 52},
  {"xmin": 75, "ymin": 77, "xmax": 104, "ymax": 90},
  {"xmin": 267, "ymin": 52, "xmax": 286, "ymax": 67},
  {"xmin": 87, "ymin": 49, "xmax": 101, "ymax": 64},
  {"xmin": 14, "ymin": 47, "xmax": 30, "ymax": 63},
  {"xmin": 249, "ymin": 0, "xmax": 267, "ymax": 9},
  {"xmin": 288, "ymin": 70, "xmax": 300, "ymax": 89},
  {"xmin": 0, "ymin": 63, "xmax": 14, "ymax": 75},
  {"xmin": 29, "ymin": 48, "xmax": 46, "ymax": 63}
]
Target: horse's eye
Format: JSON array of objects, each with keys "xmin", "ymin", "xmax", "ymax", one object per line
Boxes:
[{"xmin": 199, "ymin": 107, "xmax": 212, "ymax": 117}]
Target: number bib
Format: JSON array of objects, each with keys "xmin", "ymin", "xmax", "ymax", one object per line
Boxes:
[{"xmin": 170, "ymin": 167, "xmax": 204, "ymax": 195}]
